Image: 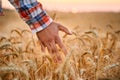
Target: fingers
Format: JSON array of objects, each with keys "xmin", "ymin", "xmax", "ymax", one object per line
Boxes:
[
  {"xmin": 39, "ymin": 41, "xmax": 46, "ymax": 52},
  {"xmin": 55, "ymin": 36, "xmax": 68, "ymax": 56},
  {"xmin": 49, "ymin": 41, "xmax": 62, "ymax": 63},
  {"xmin": 39, "ymin": 34, "xmax": 68, "ymax": 63},
  {"xmin": 36, "ymin": 22, "xmax": 71, "ymax": 63},
  {"xmin": 58, "ymin": 24, "xmax": 72, "ymax": 35},
  {"xmin": 45, "ymin": 43, "xmax": 52, "ymax": 54},
  {"xmin": 45, "ymin": 40, "xmax": 62, "ymax": 63}
]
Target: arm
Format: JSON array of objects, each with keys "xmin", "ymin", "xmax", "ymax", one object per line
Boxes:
[
  {"xmin": 8, "ymin": 0, "xmax": 53, "ymax": 33},
  {"xmin": 8, "ymin": 0, "xmax": 72, "ymax": 62}
]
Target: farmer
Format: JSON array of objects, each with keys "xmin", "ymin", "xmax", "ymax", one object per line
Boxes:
[{"xmin": 0, "ymin": 0, "xmax": 72, "ymax": 62}]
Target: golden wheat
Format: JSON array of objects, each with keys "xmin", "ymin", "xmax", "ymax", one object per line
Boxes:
[{"xmin": 0, "ymin": 24, "xmax": 119, "ymax": 80}]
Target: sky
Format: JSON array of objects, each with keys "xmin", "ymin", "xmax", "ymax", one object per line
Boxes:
[{"xmin": 2, "ymin": 0, "xmax": 120, "ymax": 12}]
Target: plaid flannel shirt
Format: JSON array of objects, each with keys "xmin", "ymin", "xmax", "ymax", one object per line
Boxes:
[
  {"xmin": 0, "ymin": 0, "xmax": 53, "ymax": 33},
  {"xmin": 0, "ymin": 0, "xmax": 2, "ymax": 12}
]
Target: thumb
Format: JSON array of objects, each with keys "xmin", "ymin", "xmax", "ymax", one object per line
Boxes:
[{"xmin": 58, "ymin": 24, "xmax": 72, "ymax": 35}]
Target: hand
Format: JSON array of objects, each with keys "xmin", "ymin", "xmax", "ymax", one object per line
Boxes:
[{"xmin": 36, "ymin": 22, "xmax": 72, "ymax": 63}]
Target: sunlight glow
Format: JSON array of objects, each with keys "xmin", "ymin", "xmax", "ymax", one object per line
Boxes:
[
  {"xmin": 2, "ymin": 0, "xmax": 120, "ymax": 12},
  {"xmin": 40, "ymin": 0, "xmax": 120, "ymax": 12}
]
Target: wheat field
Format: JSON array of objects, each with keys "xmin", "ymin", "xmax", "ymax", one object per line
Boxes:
[{"xmin": 0, "ymin": 9, "xmax": 120, "ymax": 80}]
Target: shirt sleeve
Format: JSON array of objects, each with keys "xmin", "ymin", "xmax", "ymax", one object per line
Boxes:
[
  {"xmin": 0, "ymin": 0, "xmax": 2, "ymax": 13},
  {"xmin": 8, "ymin": 0, "xmax": 53, "ymax": 33}
]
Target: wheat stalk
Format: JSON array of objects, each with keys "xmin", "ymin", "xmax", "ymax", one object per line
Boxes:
[{"xmin": 0, "ymin": 65, "xmax": 29, "ymax": 80}]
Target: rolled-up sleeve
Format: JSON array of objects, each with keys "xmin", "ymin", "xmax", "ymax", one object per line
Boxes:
[
  {"xmin": 0, "ymin": 0, "xmax": 2, "ymax": 13},
  {"xmin": 8, "ymin": 0, "xmax": 53, "ymax": 33}
]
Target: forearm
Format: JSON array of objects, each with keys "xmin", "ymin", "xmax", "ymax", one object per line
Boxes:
[{"xmin": 8, "ymin": 0, "xmax": 53, "ymax": 33}]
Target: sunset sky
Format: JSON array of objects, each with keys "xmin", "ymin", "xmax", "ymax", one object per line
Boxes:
[{"xmin": 2, "ymin": 0, "xmax": 120, "ymax": 12}]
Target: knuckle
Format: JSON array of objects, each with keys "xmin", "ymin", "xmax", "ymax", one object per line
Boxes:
[
  {"xmin": 47, "ymin": 38, "xmax": 53, "ymax": 42},
  {"xmin": 40, "ymin": 39, "xmax": 45, "ymax": 43}
]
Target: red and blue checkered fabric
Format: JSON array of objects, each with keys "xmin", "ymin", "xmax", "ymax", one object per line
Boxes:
[
  {"xmin": 0, "ymin": 0, "xmax": 2, "ymax": 14},
  {"xmin": 2, "ymin": 0, "xmax": 53, "ymax": 33}
]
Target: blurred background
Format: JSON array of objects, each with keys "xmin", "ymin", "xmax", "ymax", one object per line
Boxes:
[
  {"xmin": 2, "ymin": 0, "xmax": 120, "ymax": 12},
  {"xmin": 0, "ymin": 1, "xmax": 120, "ymax": 80},
  {"xmin": 0, "ymin": 0, "xmax": 120, "ymax": 36}
]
